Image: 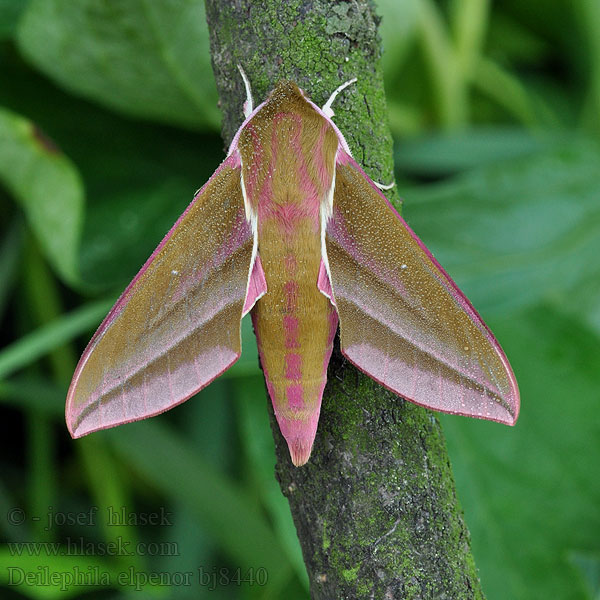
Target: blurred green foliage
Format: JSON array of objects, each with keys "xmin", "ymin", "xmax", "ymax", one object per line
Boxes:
[{"xmin": 0, "ymin": 0, "xmax": 599, "ymax": 598}]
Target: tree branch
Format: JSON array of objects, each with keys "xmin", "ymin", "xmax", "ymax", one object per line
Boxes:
[{"xmin": 204, "ymin": 1, "xmax": 485, "ymax": 598}]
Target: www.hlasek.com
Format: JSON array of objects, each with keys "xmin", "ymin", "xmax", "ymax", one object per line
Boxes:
[
  {"xmin": 7, "ymin": 537, "xmax": 178, "ymax": 557},
  {"xmin": 6, "ymin": 566, "xmax": 269, "ymax": 592}
]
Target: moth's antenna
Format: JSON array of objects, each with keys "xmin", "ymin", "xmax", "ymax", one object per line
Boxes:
[
  {"xmin": 237, "ymin": 64, "xmax": 254, "ymax": 118},
  {"xmin": 322, "ymin": 77, "xmax": 357, "ymax": 118}
]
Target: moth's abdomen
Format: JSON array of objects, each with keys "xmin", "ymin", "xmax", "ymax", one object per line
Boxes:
[
  {"xmin": 246, "ymin": 117, "xmax": 338, "ymax": 465},
  {"xmin": 239, "ymin": 91, "xmax": 340, "ymax": 465},
  {"xmin": 251, "ymin": 219, "xmax": 337, "ymax": 467}
]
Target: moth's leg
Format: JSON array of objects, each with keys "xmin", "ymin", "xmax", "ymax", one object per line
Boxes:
[
  {"xmin": 374, "ymin": 181, "xmax": 395, "ymax": 191},
  {"xmin": 237, "ymin": 64, "xmax": 254, "ymax": 118},
  {"xmin": 322, "ymin": 77, "xmax": 357, "ymax": 118}
]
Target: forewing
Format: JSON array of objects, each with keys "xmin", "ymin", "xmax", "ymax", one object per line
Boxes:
[
  {"xmin": 325, "ymin": 152, "xmax": 519, "ymax": 424},
  {"xmin": 66, "ymin": 155, "xmax": 254, "ymax": 437}
]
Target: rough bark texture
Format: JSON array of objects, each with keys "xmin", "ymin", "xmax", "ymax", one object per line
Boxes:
[{"xmin": 205, "ymin": 2, "xmax": 485, "ymax": 599}]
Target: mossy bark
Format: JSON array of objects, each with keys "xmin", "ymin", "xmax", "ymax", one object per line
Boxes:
[{"xmin": 204, "ymin": 1, "xmax": 485, "ymax": 598}]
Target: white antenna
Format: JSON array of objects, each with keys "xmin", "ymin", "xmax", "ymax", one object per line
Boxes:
[
  {"xmin": 237, "ymin": 64, "xmax": 254, "ymax": 118},
  {"xmin": 322, "ymin": 77, "xmax": 357, "ymax": 118}
]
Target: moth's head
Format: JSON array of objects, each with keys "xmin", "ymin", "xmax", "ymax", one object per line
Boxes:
[{"xmin": 265, "ymin": 80, "xmax": 310, "ymax": 112}]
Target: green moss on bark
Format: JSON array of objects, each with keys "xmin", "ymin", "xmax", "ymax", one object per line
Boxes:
[{"xmin": 205, "ymin": 1, "xmax": 485, "ymax": 598}]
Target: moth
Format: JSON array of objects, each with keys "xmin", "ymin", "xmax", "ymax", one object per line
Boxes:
[{"xmin": 66, "ymin": 68, "xmax": 520, "ymax": 466}]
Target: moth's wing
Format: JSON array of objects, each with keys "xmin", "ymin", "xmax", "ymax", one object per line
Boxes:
[
  {"xmin": 324, "ymin": 151, "xmax": 519, "ymax": 424},
  {"xmin": 66, "ymin": 154, "xmax": 258, "ymax": 438}
]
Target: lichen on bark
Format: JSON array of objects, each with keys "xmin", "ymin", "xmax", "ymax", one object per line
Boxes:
[{"xmin": 204, "ymin": 1, "xmax": 485, "ymax": 598}]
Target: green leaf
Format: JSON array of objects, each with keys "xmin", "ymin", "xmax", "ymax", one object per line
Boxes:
[
  {"xmin": 156, "ymin": 380, "xmax": 234, "ymax": 580},
  {"xmin": 378, "ymin": 0, "xmax": 418, "ymax": 82},
  {"xmin": 234, "ymin": 377, "xmax": 308, "ymax": 588},
  {"xmin": 0, "ymin": 297, "xmax": 114, "ymax": 381},
  {"xmin": 74, "ymin": 130, "xmax": 223, "ymax": 288},
  {"xmin": 569, "ymin": 551, "xmax": 600, "ymax": 600},
  {"xmin": 17, "ymin": 0, "xmax": 219, "ymax": 130},
  {"xmin": 106, "ymin": 420, "xmax": 294, "ymax": 594},
  {"xmin": 403, "ymin": 138, "xmax": 600, "ymax": 322},
  {"xmin": 80, "ymin": 177, "xmax": 201, "ymax": 288},
  {"xmin": 0, "ymin": 217, "xmax": 24, "ymax": 320},
  {"xmin": 224, "ymin": 316, "xmax": 260, "ymax": 378},
  {"xmin": 0, "ymin": 0, "xmax": 29, "ymax": 40},
  {"xmin": 0, "ymin": 106, "xmax": 84, "ymax": 285},
  {"xmin": 395, "ymin": 127, "xmax": 561, "ymax": 176},
  {"xmin": 0, "ymin": 45, "xmax": 223, "ymax": 290},
  {"xmin": 0, "ymin": 376, "xmax": 64, "ymax": 415},
  {"xmin": 0, "ymin": 553, "xmax": 119, "ymax": 599},
  {"xmin": 442, "ymin": 307, "xmax": 600, "ymax": 600}
]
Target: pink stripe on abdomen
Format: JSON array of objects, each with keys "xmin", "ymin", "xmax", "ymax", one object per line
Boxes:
[
  {"xmin": 286, "ymin": 383, "xmax": 304, "ymax": 411},
  {"xmin": 285, "ymin": 353, "xmax": 302, "ymax": 379},
  {"xmin": 283, "ymin": 315, "xmax": 300, "ymax": 349}
]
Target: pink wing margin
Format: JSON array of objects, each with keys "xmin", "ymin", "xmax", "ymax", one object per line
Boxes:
[
  {"xmin": 323, "ymin": 149, "xmax": 520, "ymax": 425},
  {"xmin": 66, "ymin": 153, "xmax": 262, "ymax": 438}
]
